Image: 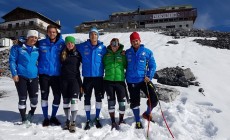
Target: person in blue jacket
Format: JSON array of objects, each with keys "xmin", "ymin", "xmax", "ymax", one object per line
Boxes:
[
  {"xmin": 38, "ymin": 24, "xmax": 65, "ymax": 127},
  {"xmin": 125, "ymin": 32, "xmax": 158, "ymax": 129},
  {"xmin": 9, "ymin": 30, "xmax": 39, "ymax": 124},
  {"xmin": 76, "ymin": 27, "xmax": 107, "ymax": 130}
]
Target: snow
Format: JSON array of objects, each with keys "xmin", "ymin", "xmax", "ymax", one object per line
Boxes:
[{"xmin": 1, "ymin": 31, "xmax": 230, "ymax": 140}]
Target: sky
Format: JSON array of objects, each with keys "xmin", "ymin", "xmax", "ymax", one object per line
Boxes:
[
  {"xmin": 1, "ymin": 31, "xmax": 230, "ymax": 139},
  {"xmin": 0, "ymin": 0, "xmax": 230, "ymax": 33}
]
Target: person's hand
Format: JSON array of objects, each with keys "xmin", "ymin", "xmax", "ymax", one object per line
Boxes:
[
  {"xmin": 144, "ymin": 76, "xmax": 150, "ymax": 83},
  {"xmin": 121, "ymin": 50, "xmax": 126, "ymax": 55},
  {"xmin": 79, "ymin": 87, "xmax": 84, "ymax": 101},
  {"xmin": 13, "ymin": 75, "xmax": 19, "ymax": 82},
  {"xmin": 80, "ymin": 87, "xmax": 84, "ymax": 93}
]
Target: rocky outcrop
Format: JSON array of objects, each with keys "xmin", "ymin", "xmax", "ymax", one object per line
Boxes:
[
  {"xmin": 162, "ymin": 28, "xmax": 230, "ymax": 50},
  {"xmin": 154, "ymin": 66, "xmax": 199, "ymax": 87},
  {"xmin": 140, "ymin": 84, "xmax": 180, "ymax": 103}
]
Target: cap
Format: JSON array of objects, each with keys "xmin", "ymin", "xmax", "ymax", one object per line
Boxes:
[
  {"xmin": 65, "ymin": 36, "xmax": 76, "ymax": 44},
  {"xmin": 130, "ymin": 32, "xmax": 141, "ymax": 42},
  {"xmin": 27, "ymin": 30, "xmax": 39, "ymax": 38},
  {"xmin": 89, "ymin": 27, "xmax": 99, "ymax": 38}
]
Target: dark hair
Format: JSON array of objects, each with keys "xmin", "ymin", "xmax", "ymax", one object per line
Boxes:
[{"xmin": 47, "ymin": 24, "xmax": 58, "ymax": 33}]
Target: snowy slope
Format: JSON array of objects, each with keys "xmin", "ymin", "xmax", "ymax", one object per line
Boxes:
[{"xmin": 0, "ymin": 31, "xmax": 230, "ymax": 140}]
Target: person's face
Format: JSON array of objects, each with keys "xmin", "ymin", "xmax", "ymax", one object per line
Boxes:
[
  {"xmin": 111, "ymin": 40, "xmax": 119, "ymax": 52},
  {"xmin": 66, "ymin": 42, "xmax": 75, "ymax": 50},
  {"xmin": 89, "ymin": 32, "xmax": 98, "ymax": 43},
  {"xmin": 131, "ymin": 39, "xmax": 141, "ymax": 49},
  {"xmin": 47, "ymin": 28, "xmax": 58, "ymax": 40},
  {"xmin": 26, "ymin": 36, "xmax": 38, "ymax": 46}
]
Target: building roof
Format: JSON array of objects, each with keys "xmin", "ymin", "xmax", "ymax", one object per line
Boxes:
[
  {"xmin": 82, "ymin": 20, "xmax": 109, "ymax": 24},
  {"xmin": 111, "ymin": 4, "xmax": 194, "ymax": 16},
  {"xmin": 2, "ymin": 7, "xmax": 61, "ymax": 28}
]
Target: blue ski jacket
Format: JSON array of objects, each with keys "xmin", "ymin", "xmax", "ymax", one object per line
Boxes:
[
  {"xmin": 9, "ymin": 44, "xmax": 39, "ymax": 78},
  {"xmin": 76, "ymin": 39, "xmax": 106, "ymax": 77},
  {"xmin": 38, "ymin": 34, "xmax": 65, "ymax": 76},
  {"xmin": 125, "ymin": 44, "xmax": 156, "ymax": 83}
]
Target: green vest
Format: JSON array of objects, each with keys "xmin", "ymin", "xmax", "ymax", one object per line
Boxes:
[{"xmin": 103, "ymin": 44, "xmax": 126, "ymax": 81}]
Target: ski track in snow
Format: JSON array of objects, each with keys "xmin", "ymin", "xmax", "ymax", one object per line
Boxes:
[{"xmin": 1, "ymin": 31, "xmax": 230, "ymax": 140}]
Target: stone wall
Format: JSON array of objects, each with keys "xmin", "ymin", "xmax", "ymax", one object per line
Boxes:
[{"xmin": 0, "ymin": 49, "xmax": 11, "ymax": 77}]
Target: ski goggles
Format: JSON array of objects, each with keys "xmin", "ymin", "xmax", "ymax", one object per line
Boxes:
[{"xmin": 111, "ymin": 39, "xmax": 119, "ymax": 47}]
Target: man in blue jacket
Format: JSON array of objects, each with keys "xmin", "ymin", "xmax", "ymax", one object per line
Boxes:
[
  {"xmin": 76, "ymin": 27, "xmax": 106, "ymax": 130},
  {"xmin": 38, "ymin": 24, "xmax": 65, "ymax": 126},
  {"xmin": 125, "ymin": 32, "xmax": 158, "ymax": 129}
]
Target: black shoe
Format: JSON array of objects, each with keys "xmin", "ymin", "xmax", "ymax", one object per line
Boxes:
[
  {"xmin": 27, "ymin": 111, "xmax": 33, "ymax": 123},
  {"xmin": 111, "ymin": 122, "xmax": 119, "ymax": 130},
  {"xmin": 118, "ymin": 120, "xmax": 126, "ymax": 125},
  {"xmin": 84, "ymin": 120, "xmax": 91, "ymax": 130},
  {"xmin": 135, "ymin": 122, "xmax": 143, "ymax": 129},
  {"xmin": 63, "ymin": 120, "xmax": 70, "ymax": 130},
  {"xmin": 94, "ymin": 118, "xmax": 102, "ymax": 128},
  {"xmin": 50, "ymin": 117, "xmax": 61, "ymax": 126},
  {"xmin": 42, "ymin": 118, "xmax": 50, "ymax": 127}
]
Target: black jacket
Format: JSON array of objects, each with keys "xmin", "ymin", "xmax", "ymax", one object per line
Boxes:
[{"xmin": 61, "ymin": 49, "xmax": 82, "ymax": 81}]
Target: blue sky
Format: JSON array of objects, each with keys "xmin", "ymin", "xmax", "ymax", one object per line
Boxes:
[{"xmin": 0, "ymin": 0, "xmax": 230, "ymax": 33}]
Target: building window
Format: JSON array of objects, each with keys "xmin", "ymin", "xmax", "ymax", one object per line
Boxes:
[
  {"xmin": 179, "ymin": 25, "xmax": 182, "ymax": 28},
  {"xmin": 21, "ymin": 22, "xmax": 25, "ymax": 26},
  {"xmin": 16, "ymin": 32, "xmax": 18, "ymax": 36},
  {"xmin": 166, "ymin": 25, "xmax": 175, "ymax": 28},
  {"xmin": 29, "ymin": 21, "xmax": 34, "ymax": 25},
  {"xmin": 8, "ymin": 24, "xmax": 12, "ymax": 28},
  {"xmin": 16, "ymin": 23, "xmax": 19, "ymax": 27},
  {"xmin": 186, "ymin": 24, "xmax": 189, "ymax": 27}
]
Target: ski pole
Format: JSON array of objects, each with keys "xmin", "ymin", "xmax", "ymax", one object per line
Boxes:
[
  {"xmin": 144, "ymin": 63, "xmax": 152, "ymax": 139},
  {"xmin": 148, "ymin": 81, "xmax": 175, "ymax": 139},
  {"xmin": 145, "ymin": 80, "xmax": 152, "ymax": 138}
]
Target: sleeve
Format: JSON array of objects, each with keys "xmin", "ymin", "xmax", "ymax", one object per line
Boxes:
[
  {"xmin": 122, "ymin": 54, "xmax": 127, "ymax": 68},
  {"xmin": 76, "ymin": 44, "xmax": 83, "ymax": 55},
  {"xmin": 78, "ymin": 50, "xmax": 82, "ymax": 63},
  {"xmin": 147, "ymin": 51, "xmax": 156, "ymax": 80},
  {"xmin": 9, "ymin": 45, "xmax": 19, "ymax": 77},
  {"xmin": 102, "ymin": 45, "xmax": 107, "ymax": 56}
]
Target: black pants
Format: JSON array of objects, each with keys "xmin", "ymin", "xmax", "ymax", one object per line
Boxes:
[
  {"xmin": 104, "ymin": 80, "xmax": 126, "ymax": 102},
  {"xmin": 127, "ymin": 81, "xmax": 158, "ymax": 109},
  {"xmin": 15, "ymin": 76, "xmax": 38, "ymax": 121},
  {"xmin": 83, "ymin": 77, "xmax": 104, "ymax": 105},
  {"xmin": 61, "ymin": 78, "xmax": 80, "ymax": 105},
  {"xmin": 15, "ymin": 76, "xmax": 39, "ymax": 109},
  {"xmin": 39, "ymin": 74, "xmax": 61, "ymax": 105}
]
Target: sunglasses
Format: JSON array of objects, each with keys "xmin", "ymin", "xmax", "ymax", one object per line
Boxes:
[{"xmin": 111, "ymin": 40, "xmax": 119, "ymax": 47}]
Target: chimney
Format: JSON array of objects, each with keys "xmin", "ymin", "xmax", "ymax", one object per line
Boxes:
[{"xmin": 56, "ymin": 20, "xmax": 61, "ymax": 25}]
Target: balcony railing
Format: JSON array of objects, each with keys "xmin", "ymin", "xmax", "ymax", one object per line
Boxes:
[{"xmin": 0, "ymin": 22, "xmax": 46, "ymax": 31}]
